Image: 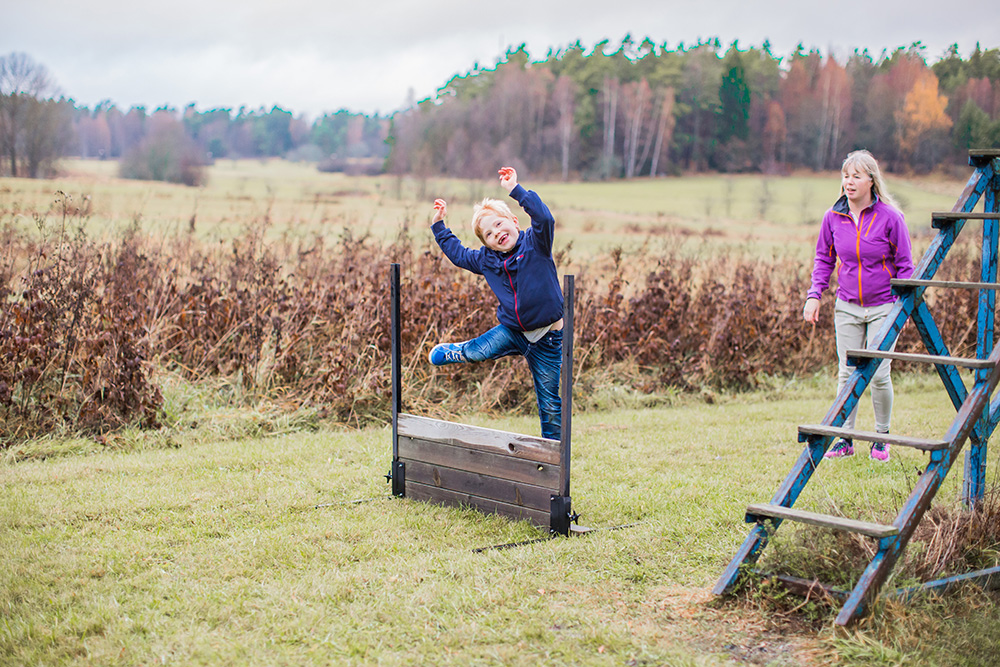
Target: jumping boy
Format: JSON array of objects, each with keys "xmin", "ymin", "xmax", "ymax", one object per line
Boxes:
[{"xmin": 429, "ymin": 167, "xmax": 564, "ymax": 440}]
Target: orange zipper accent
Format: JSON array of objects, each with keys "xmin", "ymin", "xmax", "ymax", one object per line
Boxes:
[{"xmin": 855, "ymin": 211, "xmax": 864, "ymax": 305}]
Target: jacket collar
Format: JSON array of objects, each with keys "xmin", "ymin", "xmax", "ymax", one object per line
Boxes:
[{"xmin": 833, "ymin": 194, "xmax": 880, "ymax": 217}]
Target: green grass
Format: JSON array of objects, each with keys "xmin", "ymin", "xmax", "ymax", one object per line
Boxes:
[{"xmin": 3, "ymin": 372, "xmax": 998, "ymax": 666}]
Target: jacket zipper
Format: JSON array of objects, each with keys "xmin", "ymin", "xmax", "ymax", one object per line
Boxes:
[
  {"xmin": 854, "ymin": 211, "xmax": 864, "ymax": 305},
  {"xmin": 503, "ymin": 256, "xmax": 524, "ymax": 329}
]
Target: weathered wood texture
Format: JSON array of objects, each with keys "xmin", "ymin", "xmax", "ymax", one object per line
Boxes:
[
  {"xmin": 397, "ymin": 413, "xmax": 563, "ymax": 526},
  {"xmin": 846, "ymin": 348, "xmax": 996, "ymax": 369},
  {"xmin": 798, "ymin": 424, "xmax": 949, "ymax": 451},
  {"xmin": 397, "ymin": 414, "xmax": 560, "ymax": 463},
  {"xmin": 746, "ymin": 503, "xmax": 899, "ymax": 539}
]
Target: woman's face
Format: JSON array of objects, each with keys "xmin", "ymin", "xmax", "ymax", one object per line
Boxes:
[{"xmin": 842, "ymin": 164, "xmax": 874, "ymax": 206}]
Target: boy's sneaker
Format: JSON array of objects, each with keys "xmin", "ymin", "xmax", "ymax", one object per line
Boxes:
[
  {"xmin": 429, "ymin": 343, "xmax": 465, "ymax": 365},
  {"xmin": 870, "ymin": 441, "xmax": 890, "ymax": 462},
  {"xmin": 824, "ymin": 439, "xmax": 854, "ymax": 459}
]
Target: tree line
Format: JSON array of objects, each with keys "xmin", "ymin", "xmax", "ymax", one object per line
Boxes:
[{"xmin": 1, "ymin": 39, "xmax": 999, "ymax": 183}]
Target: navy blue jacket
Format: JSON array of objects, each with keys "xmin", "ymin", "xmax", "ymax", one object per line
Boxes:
[{"xmin": 432, "ymin": 184, "xmax": 563, "ymax": 332}]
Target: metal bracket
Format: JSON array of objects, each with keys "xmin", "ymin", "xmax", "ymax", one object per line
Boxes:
[
  {"xmin": 385, "ymin": 461, "xmax": 405, "ymax": 497},
  {"xmin": 550, "ymin": 495, "xmax": 574, "ymax": 536}
]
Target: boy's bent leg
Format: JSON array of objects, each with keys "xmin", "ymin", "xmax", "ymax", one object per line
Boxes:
[
  {"xmin": 526, "ymin": 330, "xmax": 563, "ymax": 440},
  {"xmin": 461, "ymin": 324, "xmax": 524, "ymax": 362},
  {"xmin": 429, "ymin": 325, "xmax": 523, "ymax": 366}
]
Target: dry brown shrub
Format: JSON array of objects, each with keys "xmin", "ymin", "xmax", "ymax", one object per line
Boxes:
[{"xmin": 1, "ymin": 210, "xmax": 996, "ymax": 443}]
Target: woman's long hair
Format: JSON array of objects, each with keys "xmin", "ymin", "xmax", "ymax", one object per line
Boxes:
[{"xmin": 841, "ymin": 149, "xmax": 899, "ymax": 210}]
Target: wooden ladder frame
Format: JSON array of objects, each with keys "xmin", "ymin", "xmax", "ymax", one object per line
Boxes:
[
  {"xmin": 714, "ymin": 150, "xmax": 1000, "ymax": 626},
  {"xmin": 386, "ymin": 263, "xmax": 579, "ymax": 536}
]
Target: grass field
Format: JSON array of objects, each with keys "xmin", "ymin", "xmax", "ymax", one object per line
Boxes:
[
  {"xmin": 2, "ymin": 372, "xmax": 999, "ymax": 666},
  {"xmin": 1, "ymin": 159, "xmax": 968, "ymax": 260},
  {"xmin": 2, "ymin": 160, "xmax": 998, "ymax": 665}
]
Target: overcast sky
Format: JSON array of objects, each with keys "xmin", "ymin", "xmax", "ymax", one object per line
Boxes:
[{"xmin": 3, "ymin": 0, "xmax": 997, "ymax": 119}]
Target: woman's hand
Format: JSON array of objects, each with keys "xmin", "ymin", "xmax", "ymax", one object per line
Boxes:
[
  {"xmin": 803, "ymin": 298, "xmax": 820, "ymax": 323},
  {"xmin": 432, "ymin": 198, "xmax": 447, "ymax": 224}
]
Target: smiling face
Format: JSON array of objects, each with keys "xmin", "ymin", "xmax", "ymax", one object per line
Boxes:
[
  {"xmin": 478, "ymin": 213, "xmax": 520, "ymax": 252},
  {"xmin": 841, "ymin": 164, "xmax": 874, "ymax": 208}
]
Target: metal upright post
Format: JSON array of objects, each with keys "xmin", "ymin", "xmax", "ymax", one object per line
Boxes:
[
  {"xmin": 550, "ymin": 274, "xmax": 575, "ymax": 535},
  {"xmin": 560, "ymin": 274, "xmax": 574, "ymax": 500},
  {"xmin": 389, "ymin": 263, "xmax": 405, "ymax": 497}
]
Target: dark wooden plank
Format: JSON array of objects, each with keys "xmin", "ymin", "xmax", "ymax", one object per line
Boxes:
[
  {"xmin": 892, "ymin": 278, "xmax": 1000, "ymax": 291},
  {"xmin": 797, "ymin": 424, "xmax": 949, "ymax": 451},
  {"xmin": 932, "ymin": 212, "xmax": 1000, "ymax": 228},
  {"xmin": 846, "ymin": 348, "xmax": 995, "ymax": 369},
  {"xmin": 403, "ymin": 460, "xmax": 555, "ymax": 512},
  {"xmin": 746, "ymin": 503, "xmax": 898, "ymax": 539},
  {"xmin": 399, "ymin": 436, "xmax": 561, "ymax": 489},
  {"xmin": 406, "ymin": 481, "xmax": 551, "ymax": 527},
  {"xmin": 763, "ymin": 573, "xmax": 848, "ymax": 601},
  {"xmin": 397, "ymin": 413, "xmax": 560, "ymax": 464}
]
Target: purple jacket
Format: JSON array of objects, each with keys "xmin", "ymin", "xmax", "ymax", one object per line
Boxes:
[{"xmin": 807, "ymin": 195, "xmax": 914, "ymax": 307}]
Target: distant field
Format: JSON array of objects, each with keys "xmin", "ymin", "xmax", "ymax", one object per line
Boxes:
[{"xmin": 0, "ymin": 159, "xmax": 968, "ymax": 260}]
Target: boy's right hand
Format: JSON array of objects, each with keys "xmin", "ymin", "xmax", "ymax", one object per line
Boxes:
[
  {"xmin": 432, "ymin": 198, "xmax": 447, "ymax": 224},
  {"xmin": 498, "ymin": 167, "xmax": 517, "ymax": 193}
]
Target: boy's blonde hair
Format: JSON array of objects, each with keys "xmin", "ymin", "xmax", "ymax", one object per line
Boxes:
[
  {"xmin": 842, "ymin": 149, "xmax": 898, "ymax": 209},
  {"xmin": 471, "ymin": 198, "xmax": 516, "ymax": 244}
]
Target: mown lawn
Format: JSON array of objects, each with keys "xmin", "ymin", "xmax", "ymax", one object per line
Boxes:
[{"xmin": 3, "ymin": 373, "xmax": 998, "ymax": 666}]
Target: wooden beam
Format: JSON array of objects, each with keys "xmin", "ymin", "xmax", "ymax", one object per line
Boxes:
[
  {"xmin": 746, "ymin": 503, "xmax": 898, "ymax": 539},
  {"xmin": 798, "ymin": 424, "xmax": 948, "ymax": 451},
  {"xmin": 397, "ymin": 413, "xmax": 561, "ymax": 464},
  {"xmin": 403, "ymin": 460, "xmax": 556, "ymax": 512},
  {"xmin": 399, "ymin": 436, "xmax": 561, "ymax": 488},
  {"xmin": 892, "ymin": 278, "xmax": 1000, "ymax": 291},
  {"xmin": 846, "ymin": 348, "xmax": 996, "ymax": 370},
  {"xmin": 405, "ymin": 481, "xmax": 552, "ymax": 527}
]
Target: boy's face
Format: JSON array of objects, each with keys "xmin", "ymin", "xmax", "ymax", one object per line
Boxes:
[{"xmin": 479, "ymin": 213, "xmax": 520, "ymax": 252}]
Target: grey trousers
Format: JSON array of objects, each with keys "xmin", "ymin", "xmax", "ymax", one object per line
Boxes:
[{"xmin": 834, "ymin": 298, "xmax": 897, "ymax": 433}]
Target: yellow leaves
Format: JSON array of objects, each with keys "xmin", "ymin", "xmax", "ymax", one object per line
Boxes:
[{"xmin": 898, "ymin": 69, "xmax": 953, "ymax": 154}]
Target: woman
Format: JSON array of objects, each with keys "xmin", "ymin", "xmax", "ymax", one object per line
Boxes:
[{"xmin": 803, "ymin": 150, "xmax": 914, "ymax": 461}]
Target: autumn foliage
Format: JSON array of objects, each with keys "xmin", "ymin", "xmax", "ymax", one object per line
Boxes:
[{"xmin": 1, "ymin": 199, "xmax": 993, "ymax": 445}]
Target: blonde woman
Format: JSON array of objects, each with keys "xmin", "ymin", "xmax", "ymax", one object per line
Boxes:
[{"xmin": 803, "ymin": 150, "xmax": 914, "ymax": 461}]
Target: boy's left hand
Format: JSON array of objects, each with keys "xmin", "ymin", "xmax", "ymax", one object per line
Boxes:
[
  {"xmin": 498, "ymin": 167, "xmax": 517, "ymax": 193},
  {"xmin": 432, "ymin": 198, "xmax": 447, "ymax": 224}
]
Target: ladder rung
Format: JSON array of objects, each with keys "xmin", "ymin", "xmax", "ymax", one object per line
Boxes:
[
  {"xmin": 846, "ymin": 348, "xmax": 995, "ymax": 369},
  {"xmin": 757, "ymin": 572, "xmax": 849, "ymax": 601},
  {"xmin": 931, "ymin": 211, "xmax": 1000, "ymax": 228},
  {"xmin": 798, "ymin": 424, "xmax": 949, "ymax": 451},
  {"xmin": 746, "ymin": 503, "xmax": 899, "ymax": 538},
  {"xmin": 892, "ymin": 278, "xmax": 1000, "ymax": 291}
]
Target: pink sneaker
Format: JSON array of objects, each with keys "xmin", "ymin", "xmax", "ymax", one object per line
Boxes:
[
  {"xmin": 824, "ymin": 439, "xmax": 854, "ymax": 458},
  {"xmin": 870, "ymin": 441, "xmax": 890, "ymax": 461}
]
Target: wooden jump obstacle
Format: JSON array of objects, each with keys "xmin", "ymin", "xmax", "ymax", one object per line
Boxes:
[
  {"xmin": 714, "ymin": 149, "xmax": 1000, "ymax": 625},
  {"xmin": 386, "ymin": 263, "xmax": 580, "ymax": 536}
]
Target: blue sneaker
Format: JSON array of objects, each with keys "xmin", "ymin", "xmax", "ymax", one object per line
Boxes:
[
  {"xmin": 429, "ymin": 343, "xmax": 465, "ymax": 365},
  {"xmin": 824, "ymin": 438, "xmax": 854, "ymax": 459}
]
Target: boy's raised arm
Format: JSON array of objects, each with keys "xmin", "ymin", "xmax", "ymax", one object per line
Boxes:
[{"xmin": 430, "ymin": 197, "xmax": 483, "ymax": 275}]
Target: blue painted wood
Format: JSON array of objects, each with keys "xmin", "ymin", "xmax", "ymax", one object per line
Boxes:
[
  {"xmin": 715, "ymin": 156, "xmax": 1000, "ymax": 626},
  {"xmin": 895, "ymin": 565, "xmax": 1000, "ymax": 599},
  {"xmin": 909, "ymin": 301, "xmax": 969, "ymax": 411},
  {"xmin": 966, "ymin": 181, "xmax": 999, "ymax": 506},
  {"xmin": 838, "ymin": 343, "xmax": 1000, "ymax": 625}
]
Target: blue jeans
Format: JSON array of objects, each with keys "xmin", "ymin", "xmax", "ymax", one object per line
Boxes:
[{"xmin": 455, "ymin": 325, "xmax": 563, "ymax": 440}]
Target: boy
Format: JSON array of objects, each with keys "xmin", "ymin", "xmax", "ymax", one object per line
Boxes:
[{"xmin": 429, "ymin": 167, "xmax": 564, "ymax": 440}]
